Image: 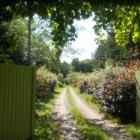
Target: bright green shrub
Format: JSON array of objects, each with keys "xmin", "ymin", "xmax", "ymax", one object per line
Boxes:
[
  {"xmin": 66, "ymin": 72, "xmax": 80, "ymax": 86},
  {"xmin": 57, "ymin": 73, "xmax": 64, "ymax": 87}
]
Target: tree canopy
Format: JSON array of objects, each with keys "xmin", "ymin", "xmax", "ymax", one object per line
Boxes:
[
  {"xmin": 1, "ymin": 1, "xmax": 139, "ymax": 50},
  {"xmin": 93, "ymin": 5, "xmax": 140, "ymax": 52},
  {"xmin": 72, "ymin": 58, "xmax": 94, "ymax": 73},
  {"xmin": 0, "ymin": 0, "xmax": 93, "ymax": 50},
  {"xmin": 1, "ymin": 0, "xmax": 140, "ymax": 67}
]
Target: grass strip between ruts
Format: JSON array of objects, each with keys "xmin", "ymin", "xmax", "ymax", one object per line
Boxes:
[{"xmin": 67, "ymin": 86, "xmax": 110, "ymax": 140}]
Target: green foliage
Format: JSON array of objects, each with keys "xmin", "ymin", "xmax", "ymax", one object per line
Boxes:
[
  {"xmin": 76, "ymin": 68, "xmax": 116, "ymax": 94},
  {"xmin": 57, "ymin": 73, "xmax": 64, "ymax": 87},
  {"xmin": 0, "ymin": 15, "xmax": 61, "ymax": 72},
  {"xmin": 93, "ymin": 5, "xmax": 140, "ymax": 59},
  {"xmin": 1, "ymin": 1, "xmax": 140, "ymax": 59},
  {"xmin": 66, "ymin": 72, "xmax": 80, "ymax": 86},
  {"xmin": 80, "ymin": 59, "xmax": 94, "ymax": 72},
  {"xmin": 92, "ymin": 30, "xmax": 122, "ymax": 69},
  {"xmin": 34, "ymin": 86, "xmax": 63, "ymax": 140},
  {"xmin": 73, "ymin": 60, "xmax": 140, "ymax": 123},
  {"xmin": 96, "ymin": 60, "xmax": 140, "ymax": 123},
  {"xmin": 60, "ymin": 61, "xmax": 71, "ymax": 78},
  {"xmin": 101, "ymin": 74, "xmax": 136, "ymax": 123},
  {"xmin": 58, "ymin": 73, "xmax": 64, "ymax": 83},
  {"xmin": 92, "ymin": 45, "xmax": 106, "ymax": 69},
  {"xmin": 72, "ymin": 58, "xmax": 80, "ymax": 72},
  {"xmin": 72, "ymin": 58, "xmax": 94, "ymax": 73},
  {"xmin": 0, "ymin": 16, "xmax": 28, "ymax": 64},
  {"xmin": 67, "ymin": 87, "xmax": 109, "ymax": 140},
  {"xmin": 0, "ymin": 0, "xmax": 92, "ymax": 50},
  {"xmin": 36, "ymin": 67, "xmax": 58, "ymax": 98},
  {"xmin": 126, "ymin": 124, "xmax": 140, "ymax": 140}
]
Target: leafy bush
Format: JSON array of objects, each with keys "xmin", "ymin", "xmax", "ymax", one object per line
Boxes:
[
  {"xmin": 66, "ymin": 72, "xmax": 80, "ymax": 86},
  {"xmin": 57, "ymin": 73, "xmax": 64, "ymax": 87},
  {"xmin": 57, "ymin": 73, "xmax": 64, "ymax": 84},
  {"xmin": 76, "ymin": 73, "xmax": 87, "ymax": 93},
  {"xmin": 99, "ymin": 60, "xmax": 140, "ymax": 123},
  {"xmin": 74, "ymin": 60, "xmax": 140, "ymax": 123},
  {"xmin": 76, "ymin": 69, "xmax": 117, "ymax": 94},
  {"xmin": 36, "ymin": 67, "xmax": 58, "ymax": 98}
]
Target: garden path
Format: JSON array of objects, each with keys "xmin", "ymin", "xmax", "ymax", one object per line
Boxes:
[
  {"xmin": 53, "ymin": 87, "xmax": 83, "ymax": 140},
  {"xmin": 69, "ymin": 87, "xmax": 135, "ymax": 140}
]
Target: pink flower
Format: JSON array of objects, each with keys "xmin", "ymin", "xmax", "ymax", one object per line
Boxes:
[
  {"xmin": 113, "ymin": 77, "xmax": 118, "ymax": 82},
  {"xmin": 106, "ymin": 83, "xmax": 111, "ymax": 89},
  {"xmin": 124, "ymin": 62, "xmax": 129, "ymax": 67}
]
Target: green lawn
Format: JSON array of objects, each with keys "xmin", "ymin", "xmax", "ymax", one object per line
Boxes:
[
  {"xmin": 34, "ymin": 86, "xmax": 63, "ymax": 140},
  {"xmin": 67, "ymin": 87, "xmax": 110, "ymax": 140}
]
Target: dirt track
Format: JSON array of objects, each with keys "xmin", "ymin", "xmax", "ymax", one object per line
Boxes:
[
  {"xmin": 53, "ymin": 87, "xmax": 135, "ymax": 140},
  {"xmin": 53, "ymin": 87, "xmax": 82, "ymax": 140}
]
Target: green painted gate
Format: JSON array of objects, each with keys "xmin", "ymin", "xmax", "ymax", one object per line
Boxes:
[
  {"xmin": 136, "ymin": 70, "xmax": 140, "ymax": 124},
  {"xmin": 0, "ymin": 65, "xmax": 36, "ymax": 140}
]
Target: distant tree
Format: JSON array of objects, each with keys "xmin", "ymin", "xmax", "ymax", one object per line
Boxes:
[
  {"xmin": 72, "ymin": 58, "xmax": 94, "ymax": 73},
  {"xmin": 60, "ymin": 62, "xmax": 71, "ymax": 78},
  {"xmin": 92, "ymin": 45, "xmax": 106, "ymax": 69},
  {"xmin": 92, "ymin": 29, "xmax": 122, "ymax": 69},
  {"xmin": 71, "ymin": 58, "xmax": 80, "ymax": 72},
  {"xmin": 80, "ymin": 59, "xmax": 93, "ymax": 72}
]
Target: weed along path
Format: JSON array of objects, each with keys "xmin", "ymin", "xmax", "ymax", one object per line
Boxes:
[
  {"xmin": 69, "ymin": 87, "xmax": 135, "ymax": 140},
  {"xmin": 52, "ymin": 87, "xmax": 82, "ymax": 140}
]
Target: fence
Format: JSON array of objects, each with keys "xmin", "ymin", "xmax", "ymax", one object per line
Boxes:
[
  {"xmin": 0, "ymin": 65, "xmax": 36, "ymax": 140},
  {"xmin": 136, "ymin": 70, "xmax": 140, "ymax": 124}
]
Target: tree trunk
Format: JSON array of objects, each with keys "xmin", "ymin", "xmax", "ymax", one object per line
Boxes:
[{"xmin": 27, "ymin": 14, "xmax": 32, "ymax": 65}]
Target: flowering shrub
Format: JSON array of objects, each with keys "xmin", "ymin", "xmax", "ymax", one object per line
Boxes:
[
  {"xmin": 76, "ymin": 69, "xmax": 118, "ymax": 94},
  {"xmin": 36, "ymin": 67, "xmax": 58, "ymax": 98},
  {"xmin": 72, "ymin": 60, "xmax": 140, "ymax": 123},
  {"xmin": 100, "ymin": 60, "xmax": 140, "ymax": 123},
  {"xmin": 76, "ymin": 73, "xmax": 88, "ymax": 93}
]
